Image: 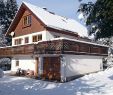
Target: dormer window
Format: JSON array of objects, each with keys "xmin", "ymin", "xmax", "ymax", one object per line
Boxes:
[{"xmin": 23, "ymin": 15, "xmax": 31, "ymax": 27}]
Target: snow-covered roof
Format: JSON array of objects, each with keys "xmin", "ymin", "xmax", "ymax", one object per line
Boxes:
[{"xmin": 23, "ymin": 2, "xmax": 88, "ymax": 37}]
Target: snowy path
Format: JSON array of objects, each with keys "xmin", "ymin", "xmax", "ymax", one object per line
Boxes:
[{"xmin": 0, "ymin": 68, "xmax": 113, "ymax": 95}]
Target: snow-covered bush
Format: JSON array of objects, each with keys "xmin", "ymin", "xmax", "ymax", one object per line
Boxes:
[{"xmin": 0, "ymin": 68, "xmax": 4, "ymax": 78}]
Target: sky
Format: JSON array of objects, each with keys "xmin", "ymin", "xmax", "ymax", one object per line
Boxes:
[{"xmin": 17, "ymin": 0, "xmax": 96, "ymax": 23}]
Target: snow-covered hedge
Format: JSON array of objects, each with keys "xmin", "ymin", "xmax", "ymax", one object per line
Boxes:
[{"xmin": 0, "ymin": 69, "xmax": 4, "ymax": 78}]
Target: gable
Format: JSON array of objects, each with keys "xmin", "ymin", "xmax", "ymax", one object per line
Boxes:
[
  {"xmin": 13, "ymin": 9, "xmax": 45, "ymax": 37},
  {"xmin": 6, "ymin": 3, "xmax": 45, "ymax": 37}
]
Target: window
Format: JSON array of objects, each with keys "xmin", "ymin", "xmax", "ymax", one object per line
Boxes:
[
  {"xmin": 18, "ymin": 39, "xmax": 22, "ymax": 44},
  {"xmin": 38, "ymin": 34, "xmax": 42, "ymax": 41},
  {"xmin": 54, "ymin": 35, "xmax": 60, "ymax": 38},
  {"xmin": 32, "ymin": 35, "xmax": 38, "ymax": 42},
  {"xmin": 32, "ymin": 34, "xmax": 42, "ymax": 42},
  {"xmin": 16, "ymin": 60, "xmax": 19, "ymax": 67},
  {"xmin": 25, "ymin": 37, "xmax": 29, "ymax": 43},
  {"xmin": 14, "ymin": 39, "xmax": 22, "ymax": 45},
  {"xmin": 15, "ymin": 39, "xmax": 18, "ymax": 45},
  {"xmin": 23, "ymin": 15, "xmax": 31, "ymax": 27}
]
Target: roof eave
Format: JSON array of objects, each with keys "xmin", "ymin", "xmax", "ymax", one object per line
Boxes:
[{"xmin": 45, "ymin": 25, "xmax": 78, "ymax": 35}]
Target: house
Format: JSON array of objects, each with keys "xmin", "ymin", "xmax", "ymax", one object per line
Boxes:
[{"xmin": 0, "ymin": 2, "xmax": 108, "ymax": 82}]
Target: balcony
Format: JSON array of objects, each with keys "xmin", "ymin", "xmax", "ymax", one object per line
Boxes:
[
  {"xmin": 35, "ymin": 39, "xmax": 108, "ymax": 56},
  {"xmin": 0, "ymin": 44, "xmax": 34, "ymax": 57},
  {"xmin": 0, "ymin": 39, "xmax": 108, "ymax": 57}
]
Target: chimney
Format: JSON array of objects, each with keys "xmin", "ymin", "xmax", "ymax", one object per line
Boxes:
[{"xmin": 43, "ymin": 7, "xmax": 47, "ymax": 11}]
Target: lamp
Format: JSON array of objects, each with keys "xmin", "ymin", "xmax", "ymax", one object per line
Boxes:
[{"xmin": 10, "ymin": 31, "xmax": 15, "ymax": 37}]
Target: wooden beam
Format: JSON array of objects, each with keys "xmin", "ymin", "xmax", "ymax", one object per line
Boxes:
[{"xmin": 34, "ymin": 57, "xmax": 39, "ymax": 77}]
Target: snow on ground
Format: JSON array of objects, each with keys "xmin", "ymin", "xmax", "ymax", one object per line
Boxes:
[{"xmin": 0, "ymin": 68, "xmax": 113, "ymax": 95}]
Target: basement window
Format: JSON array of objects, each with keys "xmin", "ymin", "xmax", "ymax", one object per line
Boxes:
[
  {"xmin": 23, "ymin": 15, "xmax": 31, "ymax": 27},
  {"xmin": 16, "ymin": 60, "xmax": 19, "ymax": 67}
]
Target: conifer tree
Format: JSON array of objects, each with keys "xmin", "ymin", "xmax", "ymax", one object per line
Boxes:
[
  {"xmin": 0, "ymin": 0, "xmax": 5, "ymax": 32},
  {"xmin": 0, "ymin": 0, "xmax": 18, "ymax": 46},
  {"xmin": 78, "ymin": 0, "xmax": 113, "ymax": 40},
  {"xmin": 4, "ymin": 0, "xmax": 18, "ymax": 34}
]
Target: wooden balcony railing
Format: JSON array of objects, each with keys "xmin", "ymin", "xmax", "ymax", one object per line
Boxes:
[
  {"xmin": 34, "ymin": 40, "xmax": 63, "ymax": 54},
  {"xmin": 35, "ymin": 39, "xmax": 108, "ymax": 56},
  {"xmin": 0, "ymin": 44, "xmax": 34, "ymax": 57},
  {"xmin": 0, "ymin": 39, "xmax": 109, "ymax": 57}
]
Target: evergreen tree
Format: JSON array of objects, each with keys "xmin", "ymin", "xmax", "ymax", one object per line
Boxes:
[
  {"xmin": 0, "ymin": 0, "xmax": 5, "ymax": 31},
  {"xmin": 0, "ymin": 0, "xmax": 18, "ymax": 46},
  {"xmin": 78, "ymin": 0, "xmax": 113, "ymax": 40},
  {"xmin": 4, "ymin": 0, "xmax": 18, "ymax": 34}
]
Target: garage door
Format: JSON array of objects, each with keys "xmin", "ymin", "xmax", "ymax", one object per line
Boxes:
[{"xmin": 43, "ymin": 57, "xmax": 60, "ymax": 81}]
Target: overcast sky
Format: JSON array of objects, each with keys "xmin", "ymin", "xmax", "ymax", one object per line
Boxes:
[{"xmin": 17, "ymin": 0, "xmax": 96, "ymax": 22}]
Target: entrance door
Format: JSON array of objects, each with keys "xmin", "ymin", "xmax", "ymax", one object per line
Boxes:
[{"xmin": 43, "ymin": 57, "xmax": 60, "ymax": 80}]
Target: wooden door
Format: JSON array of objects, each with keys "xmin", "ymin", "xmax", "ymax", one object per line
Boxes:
[
  {"xmin": 43, "ymin": 57, "xmax": 50, "ymax": 79},
  {"xmin": 52, "ymin": 57, "xmax": 60, "ymax": 80},
  {"xmin": 43, "ymin": 57, "xmax": 60, "ymax": 80}
]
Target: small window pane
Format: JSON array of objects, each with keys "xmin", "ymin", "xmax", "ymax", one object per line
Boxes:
[
  {"xmin": 23, "ymin": 15, "xmax": 31, "ymax": 26},
  {"xmin": 28, "ymin": 16, "xmax": 31, "ymax": 24},
  {"xmin": 14, "ymin": 39, "xmax": 22, "ymax": 45},
  {"xmin": 32, "ymin": 35, "xmax": 38, "ymax": 42},
  {"xmin": 38, "ymin": 34, "xmax": 42, "ymax": 41},
  {"xmin": 18, "ymin": 39, "xmax": 22, "ymax": 44},
  {"xmin": 15, "ymin": 39, "xmax": 18, "ymax": 45},
  {"xmin": 25, "ymin": 37, "xmax": 29, "ymax": 43}
]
